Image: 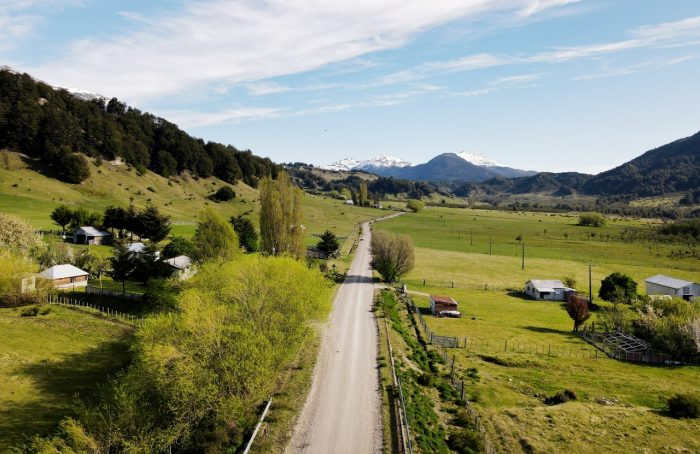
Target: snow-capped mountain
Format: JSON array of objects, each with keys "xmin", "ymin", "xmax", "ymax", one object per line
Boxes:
[
  {"xmin": 456, "ymin": 151, "xmax": 501, "ymax": 167},
  {"xmin": 320, "ymin": 154, "xmax": 411, "ymax": 172},
  {"xmin": 0, "ymin": 65, "xmax": 105, "ymax": 102}
]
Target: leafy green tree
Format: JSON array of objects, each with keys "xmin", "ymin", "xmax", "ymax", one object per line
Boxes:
[
  {"xmin": 162, "ymin": 236, "xmax": 196, "ymax": 259},
  {"xmin": 131, "ymin": 244, "xmax": 171, "ymax": 284},
  {"xmin": 103, "ymin": 206, "xmax": 129, "ymax": 238},
  {"xmin": 406, "ymin": 199, "xmax": 424, "ymax": 212},
  {"xmin": 259, "ymin": 171, "xmax": 304, "ymax": 259},
  {"xmin": 230, "ymin": 215, "xmax": 258, "ymax": 252},
  {"xmin": 61, "ymin": 151, "xmax": 91, "ymax": 183},
  {"xmin": 50, "ymin": 205, "xmax": 74, "ymax": 236},
  {"xmin": 317, "ymin": 230, "xmax": 340, "ymax": 256},
  {"xmin": 109, "ymin": 244, "xmax": 136, "ymax": 294},
  {"xmin": 599, "ymin": 272, "xmax": 637, "ymax": 303},
  {"xmin": 370, "ymin": 231, "xmax": 415, "ymax": 283},
  {"xmin": 578, "ymin": 212, "xmax": 606, "ymax": 227},
  {"xmin": 359, "ymin": 181, "xmax": 368, "ymax": 207},
  {"xmin": 192, "ymin": 207, "xmax": 239, "ymax": 262}
]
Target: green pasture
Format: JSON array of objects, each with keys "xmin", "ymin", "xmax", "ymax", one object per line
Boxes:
[
  {"xmin": 376, "ymin": 207, "xmax": 699, "ymax": 272},
  {"xmin": 0, "ymin": 305, "xmax": 132, "ymax": 451},
  {"xmin": 374, "ymin": 206, "xmax": 700, "ymax": 452}
]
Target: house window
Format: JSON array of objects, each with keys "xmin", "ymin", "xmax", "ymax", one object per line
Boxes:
[{"xmin": 70, "ymin": 276, "xmax": 77, "ymax": 283}]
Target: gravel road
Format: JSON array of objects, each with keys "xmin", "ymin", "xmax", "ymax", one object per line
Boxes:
[{"xmin": 286, "ymin": 221, "xmax": 382, "ymax": 454}]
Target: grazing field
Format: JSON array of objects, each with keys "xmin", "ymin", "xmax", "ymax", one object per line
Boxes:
[
  {"xmin": 375, "ymin": 207, "xmax": 700, "ymax": 453},
  {"xmin": 0, "ymin": 305, "xmax": 132, "ymax": 451}
]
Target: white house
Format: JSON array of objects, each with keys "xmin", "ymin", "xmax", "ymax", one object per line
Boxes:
[
  {"xmin": 163, "ymin": 255, "xmax": 195, "ymax": 280},
  {"xmin": 73, "ymin": 226, "xmax": 113, "ymax": 245},
  {"xmin": 645, "ymin": 275, "xmax": 700, "ymax": 301},
  {"xmin": 524, "ymin": 279, "xmax": 574, "ymax": 301},
  {"xmin": 38, "ymin": 264, "xmax": 89, "ymax": 289}
]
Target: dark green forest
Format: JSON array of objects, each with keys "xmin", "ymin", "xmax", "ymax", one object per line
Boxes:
[{"xmin": 0, "ymin": 69, "xmax": 278, "ymax": 185}]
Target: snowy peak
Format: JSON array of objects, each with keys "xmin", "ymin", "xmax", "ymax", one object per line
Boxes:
[
  {"xmin": 320, "ymin": 154, "xmax": 411, "ymax": 172},
  {"xmin": 357, "ymin": 154, "xmax": 411, "ymax": 169},
  {"xmin": 319, "ymin": 158, "xmax": 361, "ymax": 172},
  {"xmin": 456, "ymin": 151, "xmax": 501, "ymax": 167}
]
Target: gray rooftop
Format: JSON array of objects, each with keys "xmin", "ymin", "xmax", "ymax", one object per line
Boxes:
[
  {"xmin": 645, "ymin": 274, "xmax": 696, "ymax": 289},
  {"xmin": 76, "ymin": 226, "xmax": 112, "ymax": 237}
]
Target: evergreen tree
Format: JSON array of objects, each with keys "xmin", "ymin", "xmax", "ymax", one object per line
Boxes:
[
  {"xmin": 317, "ymin": 230, "xmax": 340, "ymax": 256},
  {"xmin": 599, "ymin": 272, "xmax": 638, "ymax": 303},
  {"xmin": 135, "ymin": 205, "xmax": 171, "ymax": 243},
  {"xmin": 109, "ymin": 244, "xmax": 136, "ymax": 294},
  {"xmin": 192, "ymin": 207, "xmax": 239, "ymax": 262},
  {"xmin": 259, "ymin": 171, "xmax": 304, "ymax": 259},
  {"xmin": 230, "ymin": 215, "xmax": 258, "ymax": 252},
  {"xmin": 359, "ymin": 181, "xmax": 368, "ymax": 207}
]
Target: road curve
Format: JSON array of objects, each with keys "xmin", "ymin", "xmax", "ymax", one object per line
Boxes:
[{"xmin": 286, "ymin": 221, "xmax": 382, "ymax": 454}]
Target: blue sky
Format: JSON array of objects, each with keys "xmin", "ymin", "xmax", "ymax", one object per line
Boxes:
[{"xmin": 2, "ymin": 0, "xmax": 700, "ymax": 173}]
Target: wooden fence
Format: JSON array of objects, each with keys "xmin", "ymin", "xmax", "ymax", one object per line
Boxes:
[
  {"xmin": 45, "ymin": 293, "xmax": 142, "ymax": 326},
  {"xmin": 385, "ymin": 320, "xmax": 413, "ymax": 454},
  {"xmin": 86, "ymin": 285, "xmax": 143, "ymax": 300}
]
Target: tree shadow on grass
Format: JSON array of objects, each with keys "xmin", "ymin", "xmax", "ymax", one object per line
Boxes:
[
  {"xmin": 0, "ymin": 339, "xmax": 131, "ymax": 450},
  {"xmin": 521, "ymin": 326, "xmax": 571, "ymax": 335}
]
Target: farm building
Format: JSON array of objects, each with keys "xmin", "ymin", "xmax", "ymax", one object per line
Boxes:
[
  {"xmin": 345, "ymin": 200, "xmax": 354, "ymax": 205},
  {"xmin": 429, "ymin": 294, "xmax": 459, "ymax": 316},
  {"xmin": 164, "ymin": 255, "xmax": 195, "ymax": 280},
  {"xmin": 645, "ymin": 275, "xmax": 700, "ymax": 301},
  {"xmin": 38, "ymin": 264, "xmax": 89, "ymax": 289},
  {"xmin": 73, "ymin": 226, "xmax": 113, "ymax": 245},
  {"xmin": 524, "ymin": 279, "xmax": 574, "ymax": 301}
]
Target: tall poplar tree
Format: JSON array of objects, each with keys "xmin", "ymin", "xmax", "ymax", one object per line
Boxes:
[
  {"xmin": 259, "ymin": 171, "xmax": 305, "ymax": 259},
  {"xmin": 359, "ymin": 181, "xmax": 369, "ymax": 207}
]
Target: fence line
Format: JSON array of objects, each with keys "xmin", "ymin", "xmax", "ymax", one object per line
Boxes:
[
  {"xmin": 385, "ymin": 319, "xmax": 413, "ymax": 454},
  {"xmin": 401, "ymin": 294, "xmax": 495, "ymax": 454},
  {"xmin": 45, "ymin": 293, "xmax": 142, "ymax": 326},
  {"xmin": 409, "ymin": 299, "xmax": 601, "ymax": 359},
  {"xmin": 243, "ymin": 398, "xmax": 273, "ymax": 454},
  {"xmin": 86, "ymin": 285, "xmax": 143, "ymax": 301}
]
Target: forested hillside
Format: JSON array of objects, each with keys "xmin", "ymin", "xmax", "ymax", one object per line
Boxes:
[
  {"xmin": 583, "ymin": 130, "xmax": 700, "ymax": 196},
  {"xmin": 0, "ymin": 69, "xmax": 278, "ymax": 186}
]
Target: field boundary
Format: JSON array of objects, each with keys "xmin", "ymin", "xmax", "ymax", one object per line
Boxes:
[{"xmin": 45, "ymin": 293, "xmax": 142, "ymax": 326}]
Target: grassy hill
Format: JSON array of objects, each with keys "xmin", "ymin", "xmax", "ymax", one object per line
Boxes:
[{"xmin": 0, "ymin": 150, "xmax": 382, "ymax": 243}]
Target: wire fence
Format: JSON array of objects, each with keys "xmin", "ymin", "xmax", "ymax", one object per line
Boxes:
[
  {"xmin": 384, "ymin": 320, "xmax": 413, "ymax": 454},
  {"xmin": 86, "ymin": 285, "xmax": 144, "ymax": 300},
  {"xmin": 45, "ymin": 293, "xmax": 143, "ymax": 326}
]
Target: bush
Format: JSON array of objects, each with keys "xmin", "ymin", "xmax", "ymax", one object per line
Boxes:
[
  {"xmin": 21, "ymin": 306, "xmax": 40, "ymax": 317},
  {"xmin": 544, "ymin": 389, "xmax": 577, "ymax": 405},
  {"xmin": 416, "ymin": 373, "xmax": 433, "ymax": 387},
  {"xmin": 599, "ymin": 272, "xmax": 637, "ymax": 303},
  {"xmin": 406, "ymin": 199, "xmax": 424, "ymax": 212},
  {"xmin": 213, "ymin": 186, "xmax": 235, "ymax": 201},
  {"xmin": 447, "ymin": 428, "xmax": 483, "ymax": 453},
  {"xmin": 578, "ymin": 212, "xmax": 606, "ymax": 227},
  {"xmin": 452, "ymin": 408, "xmax": 474, "ymax": 428},
  {"xmin": 668, "ymin": 394, "xmax": 700, "ymax": 419}
]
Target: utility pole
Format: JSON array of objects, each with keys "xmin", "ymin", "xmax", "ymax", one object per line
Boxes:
[
  {"xmin": 470, "ymin": 228, "xmax": 473, "ymax": 246},
  {"xmin": 521, "ymin": 242, "xmax": 525, "ymax": 270},
  {"xmin": 489, "ymin": 237, "xmax": 492, "ymax": 255},
  {"xmin": 589, "ymin": 264, "xmax": 593, "ymax": 304}
]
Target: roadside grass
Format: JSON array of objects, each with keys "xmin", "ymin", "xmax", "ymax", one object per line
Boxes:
[{"xmin": 0, "ymin": 305, "xmax": 132, "ymax": 451}]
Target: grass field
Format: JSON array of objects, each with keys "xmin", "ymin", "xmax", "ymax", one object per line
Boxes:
[
  {"xmin": 0, "ymin": 305, "xmax": 132, "ymax": 451},
  {"xmin": 375, "ymin": 207, "xmax": 700, "ymax": 453}
]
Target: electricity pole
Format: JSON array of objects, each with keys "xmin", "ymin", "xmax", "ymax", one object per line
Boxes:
[
  {"xmin": 522, "ymin": 242, "xmax": 525, "ymax": 270},
  {"xmin": 489, "ymin": 237, "xmax": 492, "ymax": 255},
  {"xmin": 588, "ymin": 264, "xmax": 593, "ymax": 304}
]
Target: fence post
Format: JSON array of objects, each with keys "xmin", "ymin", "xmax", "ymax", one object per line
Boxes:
[{"xmin": 450, "ymin": 356, "xmax": 455, "ymax": 381}]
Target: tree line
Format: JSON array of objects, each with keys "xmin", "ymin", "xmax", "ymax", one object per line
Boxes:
[{"xmin": 0, "ymin": 69, "xmax": 279, "ymax": 185}]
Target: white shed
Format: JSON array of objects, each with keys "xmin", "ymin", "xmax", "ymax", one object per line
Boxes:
[
  {"xmin": 73, "ymin": 226, "xmax": 113, "ymax": 245},
  {"xmin": 524, "ymin": 279, "xmax": 574, "ymax": 301},
  {"xmin": 645, "ymin": 275, "xmax": 699, "ymax": 301},
  {"xmin": 163, "ymin": 255, "xmax": 195, "ymax": 280}
]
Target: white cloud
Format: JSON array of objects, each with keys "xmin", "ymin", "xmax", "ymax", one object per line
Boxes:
[
  {"xmin": 574, "ymin": 55, "xmax": 694, "ymax": 81},
  {"xmin": 24, "ymin": 0, "xmax": 577, "ymax": 102},
  {"xmin": 0, "ymin": 0, "xmax": 83, "ymax": 47},
  {"xmin": 377, "ymin": 15, "xmax": 700, "ymax": 84},
  {"xmin": 163, "ymin": 106, "xmax": 287, "ymax": 127}
]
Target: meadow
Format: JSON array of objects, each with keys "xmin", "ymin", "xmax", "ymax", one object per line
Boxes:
[
  {"xmin": 0, "ymin": 305, "xmax": 132, "ymax": 451},
  {"xmin": 376, "ymin": 207, "xmax": 700, "ymax": 453}
]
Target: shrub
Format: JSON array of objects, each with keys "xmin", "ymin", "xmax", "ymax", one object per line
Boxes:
[
  {"xmin": 21, "ymin": 306, "xmax": 40, "ymax": 317},
  {"xmin": 406, "ymin": 199, "xmax": 424, "ymax": 212},
  {"xmin": 39, "ymin": 305, "xmax": 52, "ymax": 316},
  {"xmin": 416, "ymin": 373, "xmax": 433, "ymax": 387},
  {"xmin": 578, "ymin": 212, "xmax": 606, "ymax": 227},
  {"xmin": 544, "ymin": 389, "xmax": 577, "ymax": 405},
  {"xmin": 599, "ymin": 272, "xmax": 637, "ymax": 303},
  {"xmin": 668, "ymin": 394, "xmax": 700, "ymax": 419},
  {"xmin": 213, "ymin": 185, "xmax": 235, "ymax": 201},
  {"xmin": 452, "ymin": 408, "xmax": 474, "ymax": 428},
  {"xmin": 447, "ymin": 428, "xmax": 483, "ymax": 453}
]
